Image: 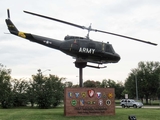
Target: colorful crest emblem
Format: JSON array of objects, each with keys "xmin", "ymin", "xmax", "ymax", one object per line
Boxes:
[
  {"xmin": 87, "ymin": 101, "xmax": 96, "ymax": 105},
  {"xmin": 108, "ymin": 93, "xmax": 113, "ymax": 99},
  {"xmin": 81, "ymin": 92, "xmax": 86, "ymax": 98},
  {"xmin": 96, "ymin": 92, "xmax": 102, "ymax": 99},
  {"xmin": 88, "ymin": 89, "xmax": 95, "ymax": 98},
  {"xmin": 106, "ymin": 99, "xmax": 111, "ymax": 106},
  {"xmin": 71, "ymin": 99, "xmax": 77, "ymax": 106},
  {"xmin": 68, "ymin": 92, "xmax": 72, "ymax": 98},
  {"xmin": 75, "ymin": 93, "xmax": 80, "ymax": 98},
  {"xmin": 103, "ymin": 93, "xmax": 107, "ymax": 99},
  {"xmin": 80, "ymin": 99, "xmax": 85, "ymax": 106},
  {"xmin": 98, "ymin": 99, "xmax": 103, "ymax": 106}
]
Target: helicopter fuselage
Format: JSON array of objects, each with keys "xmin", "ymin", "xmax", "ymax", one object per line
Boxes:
[{"xmin": 60, "ymin": 36, "xmax": 120, "ymax": 64}]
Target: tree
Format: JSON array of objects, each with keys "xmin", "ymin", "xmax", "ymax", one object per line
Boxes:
[
  {"xmin": 83, "ymin": 80, "xmax": 100, "ymax": 88},
  {"xmin": 157, "ymin": 87, "xmax": 160, "ymax": 100},
  {"xmin": 95, "ymin": 81, "xmax": 101, "ymax": 88},
  {"xmin": 11, "ymin": 79, "xmax": 29, "ymax": 107},
  {"xmin": 115, "ymin": 81, "xmax": 125, "ymax": 99},
  {"xmin": 125, "ymin": 61, "xmax": 160, "ymax": 104},
  {"xmin": 64, "ymin": 81, "xmax": 73, "ymax": 87},
  {"xmin": 26, "ymin": 79, "xmax": 36, "ymax": 107},
  {"xmin": 45, "ymin": 74, "xmax": 64, "ymax": 108},
  {"xmin": 31, "ymin": 69, "xmax": 46, "ymax": 108},
  {"xmin": 125, "ymin": 73, "xmax": 137, "ymax": 99},
  {"xmin": 138, "ymin": 61, "xmax": 160, "ymax": 104},
  {"xmin": 72, "ymin": 84, "xmax": 79, "ymax": 87},
  {"xmin": 0, "ymin": 64, "xmax": 12, "ymax": 108},
  {"xmin": 101, "ymin": 79, "xmax": 107, "ymax": 88},
  {"xmin": 101, "ymin": 79, "xmax": 124, "ymax": 99},
  {"xmin": 31, "ymin": 70, "xmax": 64, "ymax": 108}
]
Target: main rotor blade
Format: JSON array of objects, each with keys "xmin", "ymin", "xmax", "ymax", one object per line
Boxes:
[
  {"xmin": 24, "ymin": 10, "xmax": 157, "ymax": 46},
  {"xmin": 93, "ymin": 29, "xmax": 157, "ymax": 46},
  {"xmin": 24, "ymin": 10, "xmax": 86, "ymax": 30}
]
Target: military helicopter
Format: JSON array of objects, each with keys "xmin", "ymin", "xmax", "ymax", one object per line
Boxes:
[{"xmin": 5, "ymin": 9, "xmax": 157, "ymax": 69}]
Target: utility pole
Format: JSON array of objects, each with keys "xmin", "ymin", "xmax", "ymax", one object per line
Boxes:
[{"xmin": 135, "ymin": 74, "xmax": 138, "ymax": 100}]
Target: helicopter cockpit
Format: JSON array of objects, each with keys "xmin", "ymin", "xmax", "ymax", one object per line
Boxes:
[{"xmin": 105, "ymin": 43, "xmax": 115, "ymax": 54}]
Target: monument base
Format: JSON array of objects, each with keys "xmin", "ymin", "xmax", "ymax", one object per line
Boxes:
[{"xmin": 64, "ymin": 88, "xmax": 115, "ymax": 116}]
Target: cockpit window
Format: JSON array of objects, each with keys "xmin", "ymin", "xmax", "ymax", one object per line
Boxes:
[
  {"xmin": 105, "ymin": 44, "xmax": 115, "ymax": 53},
  {"xmin": 64, "ymin": 36, "xmax": 84, "ymax": 40}
]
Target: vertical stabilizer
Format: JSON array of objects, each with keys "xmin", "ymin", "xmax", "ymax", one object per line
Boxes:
[{"xmin": 5, "ymin": 9, "xmax": 19, "ymax": 35}]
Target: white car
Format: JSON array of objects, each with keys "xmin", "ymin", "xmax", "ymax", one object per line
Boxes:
[{"xmin": 120, "ymin": 99, "xmax": 143, "ymax": 108}]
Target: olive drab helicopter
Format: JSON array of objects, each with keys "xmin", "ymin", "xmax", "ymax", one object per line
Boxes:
[{"xmin": 5, "ymin": 9, "xmax": 157, "ymax": 69}]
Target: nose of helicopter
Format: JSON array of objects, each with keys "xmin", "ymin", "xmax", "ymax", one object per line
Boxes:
[{"xmin": 114, "ymin": 53, "xmax": 121, "ymax": 63}]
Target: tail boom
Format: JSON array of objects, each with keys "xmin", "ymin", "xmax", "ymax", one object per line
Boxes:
[{"xmin": 5, "ymin": 9, "xmax": 62, "ymax": 50}]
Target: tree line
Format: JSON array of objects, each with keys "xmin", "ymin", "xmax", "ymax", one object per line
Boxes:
[
  {"xmin": 0, "ymin": 61, "xmax": 160, "ymax": 108},
  {"xmin": 65, "ymin": 61, "xmax": 160, "ymax": 104},
  {"xmin": 0, "ymin": 65, "xmax": 64, "ymax": 108},
  {"xmin": 124, "ymin": 61, "xmax": 160, "ymax": 104}
]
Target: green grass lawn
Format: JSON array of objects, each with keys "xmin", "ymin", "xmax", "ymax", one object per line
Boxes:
[{"xmin": 0, "ymin": 107, "xmax": 160, "ymax": 120}]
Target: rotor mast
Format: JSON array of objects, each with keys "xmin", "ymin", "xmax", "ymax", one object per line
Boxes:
[{"xmin": 86, "ymin": 23, "xmax": 92, "ymax": 39}]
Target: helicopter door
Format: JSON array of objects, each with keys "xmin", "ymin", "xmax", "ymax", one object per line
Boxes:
[
  {"xmin": 70, "ymin": 39, "xmax": 79, "ymax": 52},
  {"xmin": 87, "ymin": 42, "xmax": 96, "ymax": 54}
]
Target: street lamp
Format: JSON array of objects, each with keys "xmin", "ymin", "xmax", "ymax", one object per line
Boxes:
[
  {"xmin": 37, "ymin": 69, "xmax": 51, "ymax": 84},
  {"xmin": 37, "ymin": 69, "xmax": 51, "ymax": 74}
]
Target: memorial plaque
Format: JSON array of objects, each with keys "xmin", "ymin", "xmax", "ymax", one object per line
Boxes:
[{"xmin": 64, "ymin": 88, "xmax": 115, "ymax": 116}]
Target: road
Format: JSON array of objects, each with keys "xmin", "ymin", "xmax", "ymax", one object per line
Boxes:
[{"xmin": 116, "ymin": 106, "xmax": 160, "ymax": 109}]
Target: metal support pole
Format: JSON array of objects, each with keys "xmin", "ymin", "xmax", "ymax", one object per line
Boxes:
[
  {"xmin": 79, "ymin": 67, "xmax": 83, "ymax": 87},
  {"xmin": 135, "ymin": 75, "xmax": 138, "ymax": 100}
]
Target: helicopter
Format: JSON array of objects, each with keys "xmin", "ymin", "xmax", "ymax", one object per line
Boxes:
[{"xmin": 5, "ymin": 9, "xmax": 157, "ymax": 69}]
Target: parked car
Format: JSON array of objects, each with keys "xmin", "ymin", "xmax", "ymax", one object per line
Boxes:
[{"xmin": 120, "ymin": 99, "xmax": 143, "ymax": 108}]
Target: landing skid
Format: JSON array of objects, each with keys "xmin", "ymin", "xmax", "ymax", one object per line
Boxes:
[{"xmin": 86, "ymin": 64, "xmax": 107, "ymax": 69}]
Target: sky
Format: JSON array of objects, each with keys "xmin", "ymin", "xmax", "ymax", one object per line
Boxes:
[{"xmin": 0, "ymin": 0, "xmax": 160, "ymax": 85}]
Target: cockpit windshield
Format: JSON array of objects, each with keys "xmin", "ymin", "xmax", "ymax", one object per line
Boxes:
[{"xmin": 105, "ymin": 44, "xmax": 115, "ymax": 54}]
